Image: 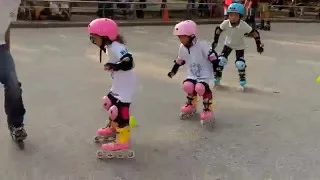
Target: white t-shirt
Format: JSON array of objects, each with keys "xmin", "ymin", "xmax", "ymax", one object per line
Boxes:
[
  {"xmin": 177, "ymin": 40, "xmax": 215, "ymax": 83},
  {"xmin": 106, "ymin": 41, "xmax": 137, "ymax": 103},
  {"xmin": 50, "ymin": 2, "xmax": 60, "ymax": 14},
  {"xmin": 0, "ymin": 0, "xmax": 20, "ymax": 45},
  {"xmin": 219, "ymin": 19, "xmax": 252, "ymax": 50}
]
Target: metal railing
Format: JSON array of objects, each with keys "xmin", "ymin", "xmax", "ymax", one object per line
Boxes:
[{"xmin": 18, "ymin": 0, "xmax": 320, "ymax": 21}]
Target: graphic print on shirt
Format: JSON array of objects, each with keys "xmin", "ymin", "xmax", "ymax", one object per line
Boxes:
[
  {"xmin": 190, "ymin": 63, "xmax": 202, "ymax": 77},
  {"xmin": 120, "ymin": 49, "xmax": 128, "ymax": 56}
]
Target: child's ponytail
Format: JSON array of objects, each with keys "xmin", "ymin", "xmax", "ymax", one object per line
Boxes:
[{"xmin": 115, "ymin": 35, "xmax": 126, "ymax": 45}]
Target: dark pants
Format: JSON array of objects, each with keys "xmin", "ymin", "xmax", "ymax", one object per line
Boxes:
[
  {"xmin": 214, "ymin": 45, "xmax": 246, "ymax": 80},
  {"xmin": 0, "ymin": 45, "xmax": 26, "ymax": 128}
]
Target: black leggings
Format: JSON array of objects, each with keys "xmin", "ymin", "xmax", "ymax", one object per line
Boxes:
[{"xmin": 221, "ymin": 45, "xmax": 244, "ymax": 59}]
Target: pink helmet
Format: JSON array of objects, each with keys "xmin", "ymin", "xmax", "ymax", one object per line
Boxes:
[
  {"xmin": 88, "ymin": 18, "xmax": 119, "ymax": 41},
  {"xmin": 173, "ymin": 20, "xmax": 197, "ymax": 36}
]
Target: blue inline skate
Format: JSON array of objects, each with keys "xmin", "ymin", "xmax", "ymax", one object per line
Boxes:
[{"xmin": 238, "ymin": 73, "xmax": 247, "ymax": 91}]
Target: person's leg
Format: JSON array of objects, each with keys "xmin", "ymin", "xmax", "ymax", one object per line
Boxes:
[
  {"xmin": 213, "ymin": 45, "xmax": 232, "ymax": 84},
  {"xmin": 251, "ymin": 8, "xmax": 257, "ymax": 29},
  {"xmin": 100, "ymin": 101, "xmax": 132, "ymax": 154},
  {"xmin": 235, "ymin": 49, "xmax": 247, "ymax": 86},
  {"xmin": 247, "ymin": 8, "xmax": 257, "ymax": 29},
  {"xmin": 258, "ymin": 3, "xmax": 265, "ymax": 29},
  {"xmin": 95, "ymin": 92, "xmax": 119, "ymax": 143},
  {"xmin": 263, "ymin": 3, "xmax": 271, "ymax": 30},
  {"xmin": 0, "ymin": 45, "xmax": 27, "ymax": 140},
  {"xmin": 180, "ymin": 79, "xmax": 198, "ymax": 119},
  {"xmin": 195, "ymin": 81, "xmax": 214, "ymax": 122}
]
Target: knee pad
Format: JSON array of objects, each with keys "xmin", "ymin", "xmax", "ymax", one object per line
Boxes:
[
  {"xmin": 183, "ymin": 81, "xmax": 195, "ymax": 95},
  {"xmin": 102, "ymin": 96, "xmax": 112, "ymax": 110},
  {"xmin": 108, "ymin": 105, "xmax": 118, "ymax": 121},
  {"xmin": 218, "ymin": 56, "xmax": 228, "ymax": 67},
  {"xmin": 235, "ymin": 58, "xmax": 246, "ymax": 71},
  {"xmin": 195, "ymin": 83, "xmax": 206, "ymax": 96}
]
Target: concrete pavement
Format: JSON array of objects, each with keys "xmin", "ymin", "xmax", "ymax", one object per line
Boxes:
[{"xmin": 0, "ymin": 24, "xmax": 320, "ymax": 179}]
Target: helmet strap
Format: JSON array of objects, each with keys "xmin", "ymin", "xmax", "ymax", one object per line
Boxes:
[
  {"xmin": 184, "ymin": 35, "xmax": 196, "ymax": 48},
  {"xmin": 184, "ymin": 35, "xmax": 197, "ymax": 54},
  {"xmin": 99, "ymin": 38, "xmax": 108, "ymax": 63}
]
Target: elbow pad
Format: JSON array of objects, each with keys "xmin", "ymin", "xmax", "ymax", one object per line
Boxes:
[
  {"xmin": 107, "ymin": 54, "xmax": 134, "ymax": 71},
  {"xmin": 170, "ymin": 59, "xmax": 185, "ymax": 74},
  {"xmin": 248, "ymin": 29, "xmax": 262, "ymax": 47},
  {"xmin": 213, "ymin": 26, "xmax": 222, "ymax": 43},
  {"xmin": 249, "ymin": 29, "xmax": 261, "ymax": 40}
]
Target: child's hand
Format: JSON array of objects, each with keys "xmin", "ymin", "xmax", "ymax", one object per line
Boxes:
[
  {"xmin": 104, "ymin": 63, "xmax": 113, "ymax": 71},
  {"xmin": 167, "ymin": 71, "xmax": 175, "ymax": 78},
  {"xmin": 257, "ymin": 43, "xmax": 264, "ymax": 54}
]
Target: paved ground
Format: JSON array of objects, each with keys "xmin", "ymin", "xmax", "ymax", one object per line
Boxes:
[{"xmin": 0, "ymin": 24, "xmax": 319, "ymax": 180}]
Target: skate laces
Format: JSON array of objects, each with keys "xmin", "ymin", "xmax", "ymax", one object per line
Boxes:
[
  {"xmin": 203, "ymin": 99, "xmax": 212, "ymax": 111},
  {"xmin": 186, "ymin": 96, "xmax": 194, "ymax": 106},
  {"xmin": 239, "ymin": 71, "xmax": 246, "ymax": 81}
]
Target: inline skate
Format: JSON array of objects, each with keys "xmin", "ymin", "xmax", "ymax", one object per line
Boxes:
[
  {"xmin": 180, "ymin": 95, "xmax": 198, "ymax": 120},
  {"xmin": 94, "ymin": 121, "xmax": 117, "ymax": 143},
  {"xmin": 200, "ymin": 99, "xmax": 214, "ymax": 126},
  {"xmin": 96, "ymin": 126, "xmax": 134, "ymax": 159},
  {"xmin": 9, "ymin": 125, "xmax": 27, "ymax": 149},
  {"xmin": 238, "ymin": 71, "xmax": 247, "ymax": 91}
]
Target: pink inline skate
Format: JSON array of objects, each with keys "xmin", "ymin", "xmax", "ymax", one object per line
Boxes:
[
  {"xmin": 94, "ymin": 121, "xmax": 116, "ymax": 143},
  {"xmin": 200, "ymin": 98, "xmax": 214, "ymax": 126},
  {"xmin": 180, "ymin": 96, "xmax": 198, "ymax": 120},
  {"xmin": 96, "ymin": 126, "xmax": 134, "ymax": 159},
  {"xmin": 95, "ymin": 96, "xmax": 116, "ymax": 143}
]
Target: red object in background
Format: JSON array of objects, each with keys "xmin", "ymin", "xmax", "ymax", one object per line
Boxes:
[{"xmin": 224, "ymin": 0, "xmax": 233, "ymax": 7}]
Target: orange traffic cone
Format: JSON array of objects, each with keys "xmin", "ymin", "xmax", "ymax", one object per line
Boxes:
[{"xmin": 162, "ymin": 7, "xmax": 169, "ymax": 22}]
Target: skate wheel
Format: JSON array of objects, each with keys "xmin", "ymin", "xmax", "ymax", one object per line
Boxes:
[
  {"xmin": 238, "ymin": 86, "xmax": 245, "ymax": 92},
  {"xmin": 116, "ymin": 151, "xmax": 126, "ymax": 159},
  {"xmin": 105, "ymin": 151, "xmax": 115, "ymax": 159},
  {"xmin": 96, "ymin": 150, "xmax": 105, "ymax": 159},
  {"xmin": 179, "ymin": 113, "xmax": 187, "ymax": 120},
  {"xmin": 126, "ymin": 150, "xmax": 135, "ymax": 159},
  {"xmin": 200, "ymin": 120, "xmax": 205, "ymax": 126},
  {"xmin": 17, "ymin": 140, "xmax": 24, "ymax": 149},
  {"xmin": 106, "ymin": 154, "xmax": 114, "ymax": 159},
  {"xmin": 94, "ymin": 136, "xmax": 100, "ymax": 143}
]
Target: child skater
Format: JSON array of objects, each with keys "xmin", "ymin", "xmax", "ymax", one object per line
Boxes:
[
  {"xmin": 88, "ymin": 18, "xmax": 136, "ymax": 159},
  {"xmin": 211, "ymin": 3, "xmax": 264, "ymax": 90},
  {"xmin": 168, "ymin": 20, "xmax": 217, "ymax": 126}
]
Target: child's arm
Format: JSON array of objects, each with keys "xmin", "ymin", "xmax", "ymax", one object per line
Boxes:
[
  {"xmin": 248, "ymin": 29, "xmax": 264, "ymax": 54},
  {"xmin": 104, "ymin": 54, "xmax": 134, "ymax": 71},
  {"xmin": 212, "ymin": 20, "xmax": 228, "ymax": 50},
  {"xmin": 168, "ymin": 45, "xmax": 186, "ymax": 78},
  {"xmin": 167, "ymin": 59, "xmax": 185, "ymax": 78},
  {"xmin": 104, "ymin": 48, "xmax": 134, "ymax": 71},
  {"xmin": 243, "ymin": 22, "xmax": 264, "ymax": 54}
]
